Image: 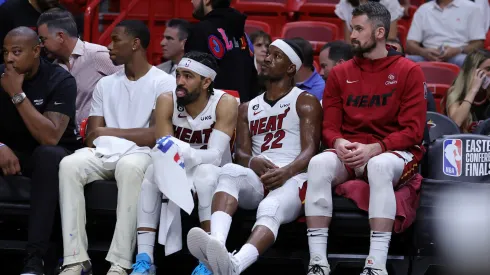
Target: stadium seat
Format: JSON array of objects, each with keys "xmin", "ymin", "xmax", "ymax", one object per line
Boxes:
[
  {"xmin": 313, "ymin": 60, "xmax": 320, "ymax": 73},
  {"xmin": 296, "ymin": 0, "xmax": 338, "ymax": 19},
  {"xmin": 426, "ymin": 111, "xmax": 460, "ymax": 143},
  {"xmin": 473, "ymin": 118, "xmax": 490, "ymax": 135},
  {"xmin": 245, "ymin": 20, "xmax": 272, "ymax": 35},
  {"xmin": 426, "ymin": 83, "xmax": 450, "ymax": 114},
  {"xmin": 119, "ymin": 0, "xmax": 174, "ymax": 19},
  {"xmin": 232, "ymin": 0, "xmax": 294, "ymax": 36},
  {"xmin": 397, "ymin": 24, "xmax": 407, "ymax": 48},
  {"xmin": 419, "ymin": 62, "xmax": 460, "ymax": 85},
  {"xmin": 485, "ymin": 30, "xmax": 490, "ymax": 49},
  {"xmin": 281, "ymin": 21, "xmax": 339, "ymax": 54},
  {"xmin": 397, "ymin": 5, "xmax": 416, "ymax": 32}
]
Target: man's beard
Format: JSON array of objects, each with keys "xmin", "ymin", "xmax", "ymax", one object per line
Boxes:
[
  {"xmin": 176, "ymin": 86, "xmax": 201, "ymax": 107},
  {"xmin": 351, "ymin": 32, "xmax": 377, "ymax": 57},
  {"xmin": 192, "ymin": 0, "xmax": 206, "ymax": 20}
]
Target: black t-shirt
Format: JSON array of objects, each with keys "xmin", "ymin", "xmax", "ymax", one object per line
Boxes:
[
  {"xmin": 185, "ymin": 8, "xmax": 259, "ymax": 103},
  {"xmin": 0, "ymin": 59, "xmax": 80, "ymax": 153}
]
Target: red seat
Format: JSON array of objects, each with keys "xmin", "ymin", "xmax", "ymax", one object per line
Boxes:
[
  {"xmin": 245, "ymin": 20, "xmax": 272, "ymax": 35},
  {"xmin": 281, "ymin": 21, "xmax": 339, "ymax": 54},
  {"xmin": 418, "ymin": 62, "xmax": 460, "ymax": 85},
  {"xmin": 297, "ymin": 0, "xmax": 338, "ymax": 18},
  {"xmin": 313, "ymin": 60, "xmax": 320, "ymax": 73},
  {"xmin": 119, "ymin": 0, "xmax": 174, "ymax": 19},
  {"xmin": 397, "ymin": 25, "xmax": 407, "ymax": 49},
  {"xmin": 233, "ymin": 0, "xmax": 295, "ymax": 36},
  {"xmin": 426, "ymin": 84, "xmax": 451, "ymax": 114},
  {"xmin": 397, "ymin": 5, "xmax": 417, "ymax": 31},
  {"xmin": 485, "ymin": 30, "xmax": 490, "ymax": 49}
]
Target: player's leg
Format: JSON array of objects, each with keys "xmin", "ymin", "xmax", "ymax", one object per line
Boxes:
[
  {"xmin": 207, "ymin": 176, "xmax": 303, "ymax": 275},
  {"xmin": 58, "ymin": 148, "xmax": 114, "ymax": 275},
  {"xmin": 187, "ymin": 163, "xmax": 263, "ymax": 271},
  {"xmin": 131, "ymin": 165, "xmax": 160, "ymax": 275},
  {"xmin": 304, "ymin": 151, "xmax": 350, "ymax": 274},
  {"xmin": 361, "ymin": 152, "xmax": 405, "ymax": 275},
  {"xmin": 193, "ymin": 164, "xmax": 222, "ymax": 232},
  {"xmin": 106, "ymin": 153, "xmax": 151, "ymax": 274}
]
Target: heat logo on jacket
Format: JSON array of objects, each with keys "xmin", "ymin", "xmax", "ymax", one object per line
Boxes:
[
  {"xmin": 443, "ymin": 139, "xmax": 463, "ymax": 177},
  {"xmin": 346, "ymin": 89, "xmax": 395, "ymax": 107}
]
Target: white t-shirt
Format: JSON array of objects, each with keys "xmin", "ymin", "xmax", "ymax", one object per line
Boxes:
[
  {"xmin": 89, "ymin": 66, "xmax": 176, "ymax": 128},
  {"xmin": 335, "ymin": 0, "xmax": 404, "ymax": 32},
  {"xmin": 407, "ymin": 0, "xmax": 486, "ymax": 49},
  {"xmin": 475, "ymin": 0, "xmax": 490, "ymax": 31}
]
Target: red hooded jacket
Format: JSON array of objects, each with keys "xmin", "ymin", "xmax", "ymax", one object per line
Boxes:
[{"xmin": 322, "ymin": 48, "xmax": 427, "ymax": 162}]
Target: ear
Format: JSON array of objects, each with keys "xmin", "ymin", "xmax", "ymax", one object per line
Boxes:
[
  {"xmin": 287, "ymin": 63, "xmax": 296, "ymax": 75},
  {"xmin": 180, "ymin": 38, "xmax": 187, "ymax": 50},
  {"xmin": 202, "ymin": 77, "xmax": 212, "ymax": 91},
  {"xmin": 33, "ymin": 44, "xmax": 41, "ymax": 58},
  {"xmin": 376, "ymin": 26, "xmax": 386, "ymax": 40},
  {"xmin": 133, "ymin": 38, "xmax": 141, "ymax": 51}
]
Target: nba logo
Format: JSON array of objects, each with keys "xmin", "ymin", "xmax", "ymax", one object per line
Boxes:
[
  {"xmin": 443, "ymin": 139, "xmax": 463, "ymax": 177},
  {"xmin": 185, "ymin": 59, "xmax": 191, "ymax": 67}
]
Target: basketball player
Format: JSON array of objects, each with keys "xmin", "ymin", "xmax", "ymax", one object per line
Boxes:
[
  {"xmin": 305, "ymin": 3, "xmax": 426, "ymax": 275},
  {"xmin": 130, "ymin": 51, "xmax": 238, "ymax": 275},
  {"xmin": 186, "ymin": 39, "xmax": 323, "ymax": 275}
]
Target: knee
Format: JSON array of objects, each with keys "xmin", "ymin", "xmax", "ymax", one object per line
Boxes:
[
  {"xmin": 115, "ymin": 155, "xmax": 149, "ymax": 177},
  {"xmin": 255, "ymin": 197, "xmax": 281, "ymax": 239},
  {"xmin": 307, "ymin": 152, "xmax": 338, "ymax": 185},
  {"xmin": 59, "ymin": 153, "xmax": 82, "ymax": 176},
  {"xmin": 367, "ymin": 155, "xmax": 393, "ymax": 185},
  {"xmin": 194, "ymin": 165, "xmax": 219, "ymax": 193},
  {"xmin": 214, "ymin": 163, "xmax": 246, "ymax": 199}
]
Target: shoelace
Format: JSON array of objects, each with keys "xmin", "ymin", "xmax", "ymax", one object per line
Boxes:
[
  {"xmin": 362, "ymin": 267, "xmax": 383, "ymax": 275},
  {"xmin": 308, "ymin": 264, "xmax": 328, "ymax": 275},
  {"xmin": 193, "ymin": 263, "xmax": 212, "ymax": 275},
  {"xmin": 132, "ymin": 260, "xmax": 151, "ymax": 272},
  {"xmin": 108, "ymin": 264, "xmax": 126, "ymax": 273}
]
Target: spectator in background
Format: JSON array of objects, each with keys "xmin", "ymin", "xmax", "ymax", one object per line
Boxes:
[
  {"xmin": 335, "ymin": 0, "xmax": 404, "ymax": 42},
  {"xmin": 158, "ymin": 18, "xmax": 191, "ymax": 77},
  {"xmin": 319, "ymin": 40, "xmax": 353, "ymax": 80},
  {"xmin": 57, "ymin": 20, "xmax": 176, "ymax": 275},
  {"xmin": 387, "ymin": 38, "xmax": 404, "ymax": 54},
  {"xmin": 0, "ymin": 27, "xmax": 79, "ymax": 275},
  {"xmin": 291, "ymin": 37, "xmax": 325, "ymax": 101},
  {"xmin": 405, "ymin": 0, "xmax": 486, "ymax": 67},
  {"xmin": 249, "ymin": 30, "xmax": 271, "ymax": 74},
  {"xmin": 37, "ymin": 9, "xmax": 120, "ymax": 134},
  {"xmin": 446, "ymin": 49, "xmax": 490, "ymax": 132},
  {"xmin": 186, "ymin": 0, "xmax": 258, "ymax": 103},
  {"xmin": 0, "ymin": 0, "xmax": 62, "ymax": 64},
  {"xmin": 476, "ymin": 0, "xmax": 490, "ymax": 31}
]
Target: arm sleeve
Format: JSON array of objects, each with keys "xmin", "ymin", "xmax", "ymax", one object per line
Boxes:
[
  {"xmin": 322, "ymin": 69, "xmax": 344, "ymax": 148},
  {"xmin": 94, "ymin": 51, "xmax": 121, "ymax": 76},
  {"xmin": 184, "ymin": 24, "xmax": 212, "ymax": 53},
  {"xmin": 89, "ymin": 80, "xmax": 104, "ymax": 117},
  {"xmin": 380, "ymin": 65, "xmax": 427, "ymax": 151},
  {"xmin": 44, "ymin": 77, "xmax": 77, "ymax": 119},
  {"xmin": 468, "ymin": 4, "xmax": 486, "ymax": 41},
  {"xmin": 167, "ymin": 129, "xmax": 231, "ymax": 168},
  {"xmin": 407, "ymin": 9, "xmax": 424, "ymax": 43}
]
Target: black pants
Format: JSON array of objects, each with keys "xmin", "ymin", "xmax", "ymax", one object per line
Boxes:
[{"xmin": 0, "ymin": 145, "xmax": 72, "ymax": 256}]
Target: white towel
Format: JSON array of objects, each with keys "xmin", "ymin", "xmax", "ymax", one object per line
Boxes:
[{"xmin": 93, "ymin": 136, "xmax": 150, "ymax": 169}]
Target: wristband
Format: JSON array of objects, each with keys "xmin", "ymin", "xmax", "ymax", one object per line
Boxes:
[{"xmin": 247, "ymin": 156, "xmax": 256, "ymax": 168}]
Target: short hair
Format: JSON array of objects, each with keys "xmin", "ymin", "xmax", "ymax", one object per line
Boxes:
[
  {"xmin": 182, "ymin": 51, "xmax": 219, "ymax": 95},
  {"xmin": 290, "ymin": 37, "xmax": 314, "ymax": 71},
  {"xmin": 352, "ymin": 2, "xmax": 391, "ymax": 39},
  {"xmin": 249, "ymin": 30, "xmax": 271, "ymax": 44},
  {"xmin": 166, "ymin": 19, "xmax": 191, "ymax": 41},
  {"xmin": 6, "ymin": 27, "xmax": 40, "ymax": 46},
  {"xmin": 116, "ymin": 20, "xmax": 150, "ymax": 49},
  {"xmin": 37, "ymin": 9, "xmax": 78, "ymax": 38},
  {"xmin": 321, "ymin": 40, "xmax": 354, "ymax": 62},
  {"xmin": 211, "ymin": 0, "xmax": 231, "ymax": 8}
]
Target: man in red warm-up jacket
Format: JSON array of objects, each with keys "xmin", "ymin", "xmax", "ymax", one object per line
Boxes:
[{"xmin": 303, "ymin": 2, "xmax": 427, "ymax": 275}]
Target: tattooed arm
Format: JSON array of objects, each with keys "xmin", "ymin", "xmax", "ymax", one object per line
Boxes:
[{"xmin": 14, "ymin": 98, "xmax": 71, "ymax": 145}]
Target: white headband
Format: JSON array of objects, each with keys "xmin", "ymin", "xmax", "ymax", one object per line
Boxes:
[
  {"xmin": 270, "ymin": 39, "xmax": 302, "ymax": 72},
  {"xmin": 177, "ymin": 57, "xmax": 217, "ymax": 81}
]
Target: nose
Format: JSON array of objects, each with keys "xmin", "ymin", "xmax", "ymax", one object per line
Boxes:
[
  {"xmin": 107, "ymin": 42, "xmax": 113, "ymax": 51},
  {"xmin": 320, "ymin": 67, "xmax": 324, "ymax": 76},
  {"xmin": 264, "ymin": 53, "xmax": 272, "ymax": 63},
  {"xmin": 161, "ymin": 38, "xmax": 166, "ymax": 47}
]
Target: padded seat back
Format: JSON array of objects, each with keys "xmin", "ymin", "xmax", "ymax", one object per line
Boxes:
[
  {"xmin": 426, "ymin": 111, "xmax": 460, "ymax": 142},
  {"xmin": 426, "ymin": 134, "xmax": 490, "ymax": 182},
  {"xmin": 473, "ymin": 118, "xmax": 490, "ymax": 135}
]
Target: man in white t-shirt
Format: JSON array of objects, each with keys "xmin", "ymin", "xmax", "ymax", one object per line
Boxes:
[
  {"xmin": 57, "ymin": 20, "xmax": 176, "ymax": 275},
  {"xmin": 405, "ymin": 0, "xmax": 486, "ymax": 67}
]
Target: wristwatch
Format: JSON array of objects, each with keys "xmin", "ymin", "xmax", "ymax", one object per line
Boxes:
[{"xmin": 11, "ymin": 92, "xmax": 26, "ymax": 105}]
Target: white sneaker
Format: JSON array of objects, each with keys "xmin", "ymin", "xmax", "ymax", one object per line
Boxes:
[
  {"xmin": 107, "ymin": 264, "xmax": 128, "ymax": 275},
  {"xmin": 187, "ymin": 227, "xmax": 213, "ymax": 269},
  {"xmin": 207, "ymin": 238, "xmax": 239, "ymax": 275},
  {"xmin": 360, "ymin": 256, "xmax": 388, "ymax": 275},
  {"xmin": 59, "ymin": 261, "xmax": 92, "ymax": 275},
  {"xmin": 307, "ymin": 254, "xmax": 330, "ymax": 275}
]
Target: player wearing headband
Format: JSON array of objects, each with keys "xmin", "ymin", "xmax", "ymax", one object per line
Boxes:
[
  {"xmin": 130, "ymin": 51, "xmax": 238, "ymax": 275},
  {"xmin": 186, "ymin": 39, "xmax": 322, "ymax": 275}
]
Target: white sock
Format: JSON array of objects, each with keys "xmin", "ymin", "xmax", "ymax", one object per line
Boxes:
[
  {"xmin": 234, "ymin": 243, "xmax": 259, "ymax": 273},
  {"xmin": 307, "ymin": 228, "xmax": 329, "ymax": 261},
  {"xmin": 137, "ymin": 231, "xmax": 156, "ymax": 263},
  {"xmin": 368, "ymin": 231, "xmax": 391, "ymax": 268},
  {"xmin": 210, "ymin": 211, "xmax": 232, "ymax": 245}
]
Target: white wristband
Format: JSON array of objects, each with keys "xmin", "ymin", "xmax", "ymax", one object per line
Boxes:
[{"xmin": 248, "ymin": 156, "xmax": 256, "ymax": 168}]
